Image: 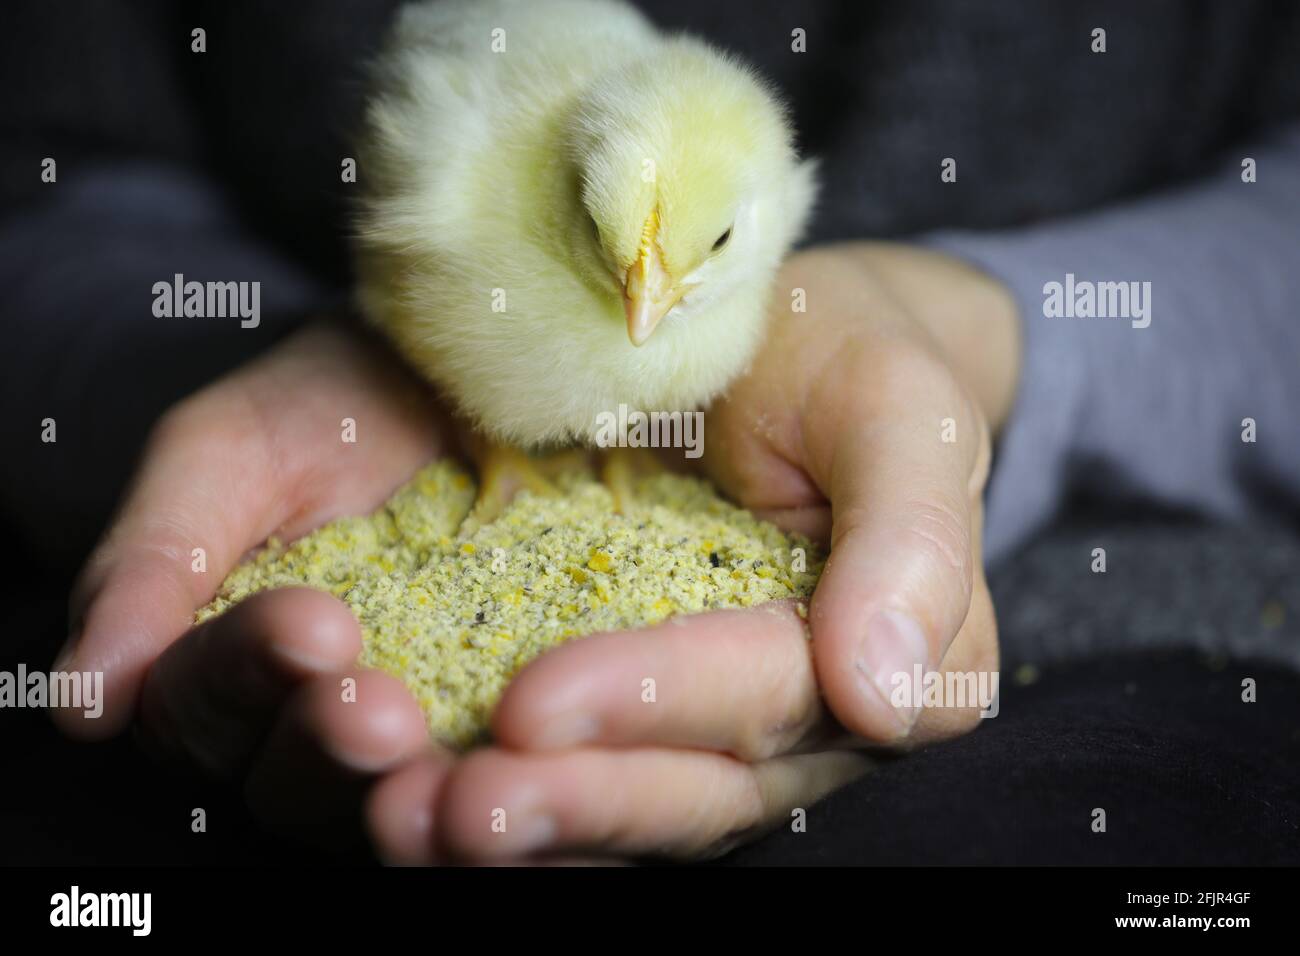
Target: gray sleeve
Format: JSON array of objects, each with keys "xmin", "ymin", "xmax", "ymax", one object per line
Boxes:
[{"xmin": 923, "ymin": 123, "xmax": 1300, "ymax": 566}]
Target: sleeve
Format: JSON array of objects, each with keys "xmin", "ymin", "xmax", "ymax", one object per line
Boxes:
[
  {"xmin": 0, "ymin": 3, "xmax": 349, "ymax": 567},
  {"xmin": 922, "ymin": 122, "xmax": 1300, "ymax": 566},
  {"xmin": 0, "ymin": 162, "xmax": 338, "ymax": 567}
]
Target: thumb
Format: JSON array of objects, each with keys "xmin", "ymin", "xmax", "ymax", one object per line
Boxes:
[
  {"xmin": 55, "ymin": 323, "xmax": 442, "ymax": 739},
  {"xmin": 807, "ymin": 377, "xmax": 987, "ymax": 743}
]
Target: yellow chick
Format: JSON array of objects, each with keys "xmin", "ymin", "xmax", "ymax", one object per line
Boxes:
[{"xmin": 355, "ymin": 0, "xmax": 816, "ymax": 507}]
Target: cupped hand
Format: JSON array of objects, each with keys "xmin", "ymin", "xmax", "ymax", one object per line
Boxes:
[
  {"xmin": 433, "ymin": 243, "xmax": 1020, "ymax": 862},
  {"xmin": 52, "ymin": 245, "xmax": 1020, "ymax": 866},
  {"xmin": 52, "ymin": 321, "xmax": 455, "ymax": 860}
]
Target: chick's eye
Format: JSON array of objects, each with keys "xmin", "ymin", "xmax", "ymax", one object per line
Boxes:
[{"xmin": 711, "ymin": 227, "xmax": 733, "ymax": 253}]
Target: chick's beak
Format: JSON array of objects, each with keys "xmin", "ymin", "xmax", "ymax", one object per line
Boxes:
[{"xmin": 623, "ymin": 215, "xmax": 684, "ymax": 346}]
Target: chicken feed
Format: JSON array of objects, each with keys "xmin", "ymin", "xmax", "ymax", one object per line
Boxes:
[{"xmin": 197, "ymin": 458, "xmax": 823, "ymax": 748}]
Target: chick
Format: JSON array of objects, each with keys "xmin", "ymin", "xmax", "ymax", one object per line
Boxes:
[{"xmin": 355, "ymin": 0, "xmax": 816, "ymax": 518}]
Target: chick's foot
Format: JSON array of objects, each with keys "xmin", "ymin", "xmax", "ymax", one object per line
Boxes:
[
  {"xmin": 600, "ymin": 446, "xmax": 666, "ymax": 514},
  {"xmin": 457, "ymin": 442, "xmax": 564, "ymax": 536}
]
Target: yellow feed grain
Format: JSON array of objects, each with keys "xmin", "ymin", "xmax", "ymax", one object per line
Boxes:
[{"xmin": 198, "ymin": 459, "xmax": 822, "ymax": 748}]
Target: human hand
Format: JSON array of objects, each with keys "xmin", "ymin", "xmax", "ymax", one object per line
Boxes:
[
  {"xmin": 51, "ymin": 321, "xmax": 455, "ymax": 858},
  {"xmin": 54, "ymin": 242, "xmax": 1019, "ymax": 865},
  {"xmin": 424, "ymin": 242, "xmax": 1019, "ymax": 862}
]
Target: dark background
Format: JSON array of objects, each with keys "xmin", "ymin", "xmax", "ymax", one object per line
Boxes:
[
  {"xmin": 5, "ymin": 511, "xmax": 1297, "ymax": 865},
  {"xmin": 1, "ymin": 1, "xmax": 1297, "ymax": 864}
]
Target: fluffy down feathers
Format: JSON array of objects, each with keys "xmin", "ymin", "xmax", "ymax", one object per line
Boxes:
[{"xmin": 355, "ymin": 0, "xmax": 816, "ymax": 448}]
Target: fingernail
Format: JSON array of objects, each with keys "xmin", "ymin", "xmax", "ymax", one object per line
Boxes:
[
  {"xmin": 378, "ymin": 805, "xmax": 437, "ymax": 868},
  {"xmin": 505, "ymin": 810, "xmax": 558, "ymax": 855},
  {"xmin": 534, "ymin": 713, "xmax": 599, "ymax": 749},
  {"xmin": 857, "ymin": 610, "xmax": 930, "ymax": 736},
  {"xmin": 326, "ymin": 742, "xmax": 396, "ymax": 775},
  {"xmin": 270, "ymin": 641, "xmax": 343, "ymax": 674},
  {"xmin": 53, "ymin": 630, "xmax": 81, "ymax": 673}
]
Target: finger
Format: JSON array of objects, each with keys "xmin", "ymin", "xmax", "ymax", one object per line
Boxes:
[
  {"xmin": 135, "ymin": 587, "xmax": 362, "ymax": 779},
  {"xmin": 493, "ymin": 603, "xmax": 833, "ymax": 761},
  {"xmin": 54, "ymin": 324, "xmax": 442, "ymax": 739},
  {"xmin": 909, "ymin": 494, "xmax": 1000, "ymax": 744},
  {"xmin": 439, "ymin": 746, "xmax": 870, "ymax": 862},
  {"xmin": 750, "ymin": 504, "xmax": 832, "ymax": 544},
  {"xmin": 366, "ymin": 755, "xmax": 452, "ymax": 866},
  {"xmin": 52, "ymin": 400, "xmax": 278, "ymax": 739},
  {"xmin": 803, "ymin": 341, "xmax": 989, "ymax": 743},
  {"xmin": 243, "ymin": 668, "xmax": 434, "ymax": 853}
]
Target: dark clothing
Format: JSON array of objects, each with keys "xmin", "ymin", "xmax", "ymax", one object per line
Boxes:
[
  {"xmin": 5, "ymin": 2, "xmax": 1300, "ymax": 248},
  {"xmin": 1, "ymin": 1, "xmax": 1298, "ymax": 865},
  {"xmin": 2, "ymin": 1, "xmax": 1298, "ymax": 562}
]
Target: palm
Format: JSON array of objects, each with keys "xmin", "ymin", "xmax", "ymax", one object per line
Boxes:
[
  {"xmin": 56, "ymin": 243, "xmax": 1011, "ymax": 864},
  {"xmin": 55, "ymin": 322, "xmax": 456, "ymax": 853}
]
